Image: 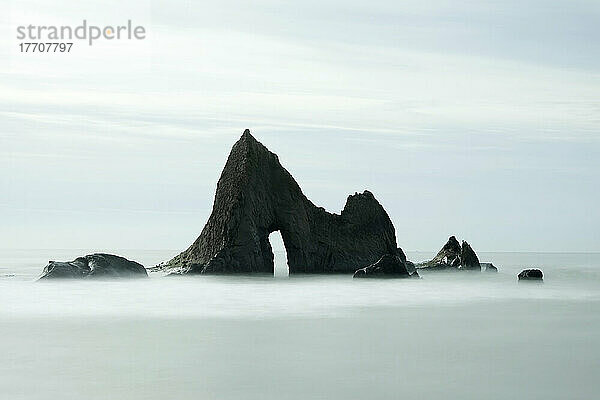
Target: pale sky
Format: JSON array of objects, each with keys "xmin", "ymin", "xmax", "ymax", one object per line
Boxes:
[{"xmin": 1, "ymin": 0, "xmax": 599, "ymax": 252}]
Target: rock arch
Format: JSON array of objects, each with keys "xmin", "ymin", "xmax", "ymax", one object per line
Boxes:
[{"xmin": 162, "ymin": 130, "xmax": 398, "ymax": 274}]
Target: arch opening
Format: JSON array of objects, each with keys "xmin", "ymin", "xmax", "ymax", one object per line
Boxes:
[{"xmin": 269, "ymin": 231, "xmax": 289, "ymax": 277}]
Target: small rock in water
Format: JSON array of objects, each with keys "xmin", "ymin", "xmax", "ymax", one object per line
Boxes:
[
  {"xmin": 480, "ymin": 262, "xmax": 498, "ymax": 272},
  {"xmin": 518, "ymin": 269, "xmax": 543, "ymax": 281},
  {"xmin": 39, "ymin": 253, "xmax": 147, "ymax": 280}
]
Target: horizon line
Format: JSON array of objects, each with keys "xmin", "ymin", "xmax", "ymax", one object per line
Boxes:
[{"xmin": 2, "ymin": 248, "xmax": 599, "ymax": 254}]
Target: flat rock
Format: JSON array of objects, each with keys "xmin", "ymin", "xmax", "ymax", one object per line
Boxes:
[
  {"xmin": 159, "ymin": 130, "xmax": 399, "ymax": 275},
  {"xmin": 39, "ymin": 254, "xmax": 147, "ymax": 280},
  {"xmin": 353, "ymin": 253, "xmax": 419, "ymax": 279},
  {"xmin": 518, "ymin": 269, "xmax": 543, "ymax": 281}
]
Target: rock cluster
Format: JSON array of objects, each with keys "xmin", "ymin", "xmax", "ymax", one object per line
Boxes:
[
  {"xmin": 417, "ymin": 236, "xmax": 481, "ymax": 271},
  {"xmin": 35, "ymin": 131, "xmax": 507, "ymax": 282},
  {"xmin": 39, "ymin": 254, "xmax": 147, "ymax": 280},
  {"xmin": 160, "ymin": 130, "xmax": 398, "ymax": 275}
]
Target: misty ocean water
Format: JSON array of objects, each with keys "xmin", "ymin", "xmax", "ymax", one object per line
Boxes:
[{"xmin": 1, "ymin": 250, "xmax": 599, "ymax": 400}]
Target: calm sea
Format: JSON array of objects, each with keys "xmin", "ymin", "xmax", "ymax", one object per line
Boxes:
[{"xmin": 1, "ymin": 249, "xmax": 599, "ymax": 400}]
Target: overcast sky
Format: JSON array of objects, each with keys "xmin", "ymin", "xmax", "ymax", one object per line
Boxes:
[{"xmin": 1, "ymin": 0, "xmax": 599, "ymax": 252}]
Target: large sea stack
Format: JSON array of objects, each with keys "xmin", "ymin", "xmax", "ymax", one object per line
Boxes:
[{"xmin": 160, "ymin": 129, "xmax": 399, "ymax": 274}]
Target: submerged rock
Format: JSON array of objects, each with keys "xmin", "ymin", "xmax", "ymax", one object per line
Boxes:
[
  {"xmin": 481, "ymin": 262, "xmax": 498, "ymax": 272},
  {"xmin": 39, "ymin": 254, "xmax": 147, "ymax": 280},
  {"xmin": 417, "ymin": 236, "xmax": 481, "ymax": 271},
  {"xmin": 518, "ymin": 269, "xmax": 543, "ymax": 281},
  {"xmin": 353, "ymin": 253, "xmax": 419, "ymax": 279},
  {"xmin": 159, "ymin": 129, "xmax": 398, "ymax": 275}
]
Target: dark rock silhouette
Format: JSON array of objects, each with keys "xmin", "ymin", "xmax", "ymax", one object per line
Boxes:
[
  {"xmin": 396, "ymin": 247, "xmax": 407, "ymax": 263},
  {"xmin": 39, "ymin": 254, "xmax": 147, "ymax": 280},
  {"xmin": 518, "ymin": 269, "xmax": 543, "ymax": 281},
  {"xmin": 353, "ymin": 254, "xmax": 419, "ymax": 279},
  {"xmin": 423, "ymin": 236, "xmax": 461, "ymax": 269},
  {"xmin": 160, "ymin": 129, "xmax": 398, "ymax": 275},
  {"xmin": 460, "ymin": 241, "xmax": 481, "ymax": 270},
  {"xmin": 417, "ymin": 236, "xmax": 481, "ymax": 271},
  {"xmin": 481, "ymin": 262, "xmax": 498, "ymax": 272}
]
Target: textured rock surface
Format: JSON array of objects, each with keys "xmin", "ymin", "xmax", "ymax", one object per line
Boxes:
[
  {"xmin": 161, "ymin": 130, "xmax": 398, "ymax": 275},
  {"xmin": 459, "ymin": 241, "xmax": 481, "ymax": 270},
  {"xmin": 423, "ymin": 236, "xmax": 461, "ymax": 269},
  {"xmin": 518, "ymin": 269, "xmax": 543, "ymax": 281},
  {"xmin": 353, "ymin": 253, "xmax": 419, "ymax": 279},
  {"xmin": 396, "ymin": 247, "xmax": 407, "ymax": 263},
  {"xmin": 39, "ymin": 254, "xmax": 147, "ymax": 280},
  {"xmin": 481, "ymin": 262, "xmax": 498, "ymax": 272},
  {"xmin": 417, "ymin": 236, "xmax": 481, "ymax": 271}
]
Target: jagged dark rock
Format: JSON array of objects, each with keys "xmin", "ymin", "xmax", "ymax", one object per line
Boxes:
[
  {"xmin": 39, "ymin": 254, "xmax": 147, "ymax": 280},
  {"xmin": 459, "ymin": 241, "xmax": 481, "ymax": 270},
  {"xmin": 417, "ymin": 236, "xmax": 481, "ymax": 271},
  {"xmin": 405, "ymin": 260, "xmax": 417, "ymax": 272},
  {"xmin": 396, "ymin": 247, "xmax": 407, "ymax": 263},
  {"xmin": 353, "ymin": 253, "xmax": 419, "ymax": 279},
  {"xmin": 481, "ymin": 262, "xmax": 498, "ymax": 272},
  {"xmin": 160, "ymin": 129, "xmax": 398, "ymax": 275},
  {"xmin": 416, "ymin": 236, "xmax": 460, "ymax": 270},
  {"xmin": 518, "ymin": 269, "xmax": 543, "ymax": 281}
]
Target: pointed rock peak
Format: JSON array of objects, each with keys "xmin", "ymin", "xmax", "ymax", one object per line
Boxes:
[
  {"xmin": 237, "ymin": 128, "xmax": 266, "ymax": 150},
  {"xmin": 444, "ymin": 236, "xmax": 459, "ymax": 246},
  {"xmin": 444, "ymin": 236, "xmax": 460, "ymax": 249},
  {"xmin": 459, "ymin": 240, "xmax": 480, "ymax": 270},
  {"xmin": 229, "ymin": 128, "xmax": 270, "ymax": 160},
  {"xmin": 241, "ymin": 128, "xmax": 256, "ymax": 141}
]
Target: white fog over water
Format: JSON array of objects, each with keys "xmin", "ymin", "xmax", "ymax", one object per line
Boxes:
[{"xmin": 1, "ymin": 251, "xmax": 599, "ymax": 399}]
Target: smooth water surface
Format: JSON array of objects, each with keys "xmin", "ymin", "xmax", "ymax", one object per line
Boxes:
[{"xmin": 1, "ymin": 250, "xmax": 599, "ymax": 399}]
